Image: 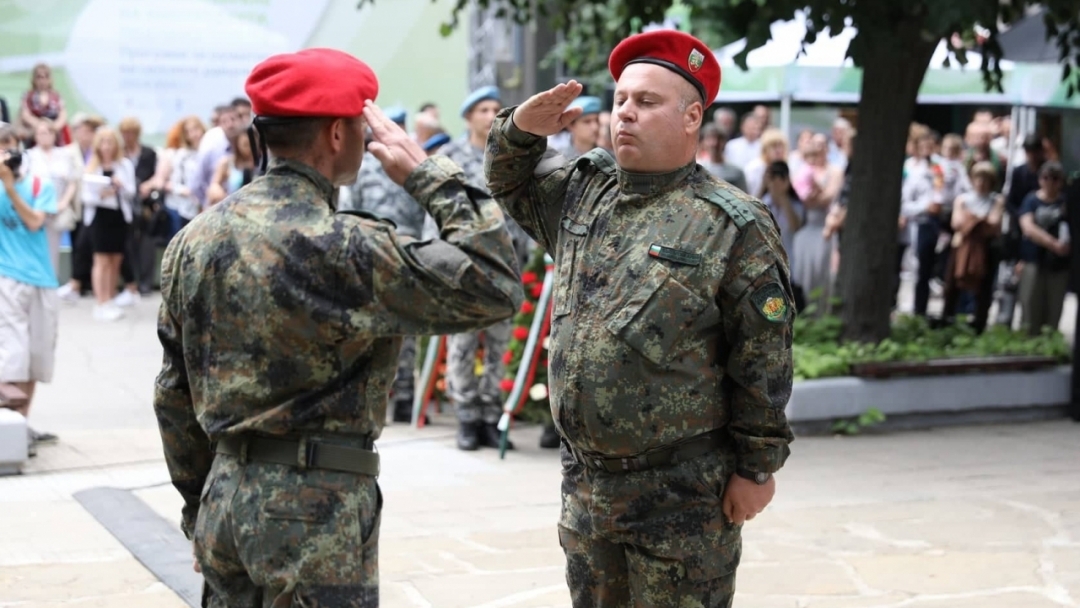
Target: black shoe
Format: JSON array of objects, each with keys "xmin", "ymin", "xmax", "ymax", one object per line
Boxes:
[
  {"xmin": 392, "ymin": 400, "xmax": 413, "ymax": 423},
  {"xmin": 479, "ymin": 422, "xmax": 513, "ymax": 450},
  {"xmin": 456, "ymin": 422, "xmax": 480, "ymax": 451},
  {"xmin": 539, "ymin": 423, "xmax": 560, "ymax": 449}
]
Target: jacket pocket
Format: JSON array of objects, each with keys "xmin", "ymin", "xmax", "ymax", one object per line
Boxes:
[{"xmin": 553, "ymin": 216, "xmax": 589, "ymax": 317}]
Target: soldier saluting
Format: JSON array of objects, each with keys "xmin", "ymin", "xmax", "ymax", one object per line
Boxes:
[
  {"xmin": 153, "ymin": 48, "xmax": 522, "ymax": 606},
  {"xmin": 485, "ymin": 31, "xmax": 795, "ymax": 606}
]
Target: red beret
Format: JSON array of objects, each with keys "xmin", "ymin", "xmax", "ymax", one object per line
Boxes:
[
  {"xmin": 244, "ymin": 48, "xmax": 378, "ymax": 118},
  {"xmin": 608, "ymin": 30, "xmax": 721, "ymax": 103}
]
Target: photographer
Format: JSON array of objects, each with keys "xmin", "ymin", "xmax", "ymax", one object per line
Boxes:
[{"xmin": 0, "ymin": 123, "xmax": 60, "ymax": 455}]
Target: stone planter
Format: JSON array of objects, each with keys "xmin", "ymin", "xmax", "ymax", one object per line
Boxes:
[{"xmin": 788, "ymin": 364, "xmax": 1071, "ymax": 426}]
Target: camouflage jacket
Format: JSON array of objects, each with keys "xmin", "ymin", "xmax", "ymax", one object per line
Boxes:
[
  {"xmin": 154, "ymin": 157, "xmax": 523, "ymax": 537},
  {"xmin": 485, "ymin": 107, "xmax": 795, "ymax": 475},
  {"xmin": 440, "ymin": 135, "xmax": 535, "ymax": 270},
  {"xmin": 347, "ymin": 152, "xmax": 429, "ymax": 238}
]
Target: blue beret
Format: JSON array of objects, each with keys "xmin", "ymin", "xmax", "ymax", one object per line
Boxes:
[
  {"xmin": 460, "ymin": 85, "xmax": 501, "ymax": 117},
  {"xmin": 422, "ymin": 132, "xmax": 451, "ymax": 152},
  {"xmin": 385, "ymin": 106, "xmax": 407, "ymax": 124},
  {"xmin": 569, "ymin": 96, "xmax": 602, "ymax": 117}
]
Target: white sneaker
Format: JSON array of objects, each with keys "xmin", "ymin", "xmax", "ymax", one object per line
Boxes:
[
  {"xmin": 93, "ymin": 303, "xmax": 125, "ymax": 321},
  {"xmin": 113, "ymin": 290, "xmax": 140, "ymax": 307},
  {"xmin": 57, "ymin": 284, "xmax": 79, "ymax": 303}
]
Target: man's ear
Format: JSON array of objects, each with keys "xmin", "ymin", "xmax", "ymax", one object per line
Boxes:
[
  {"xmin": 328, "ymin": 118, "xmax": 346, "ymax": 154},
  {"xmin": 685, "ymin": 101, "xmax": 703, "ymax": 134}
]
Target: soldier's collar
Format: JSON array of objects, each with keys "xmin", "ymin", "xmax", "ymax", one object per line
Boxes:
[
  {"xmin": 266, "ymin": 158, "xmax": 338, "ymax": 209},
  {"xmin": 617, "ymin": 161, "xmax": 696, "ymax": 196}
]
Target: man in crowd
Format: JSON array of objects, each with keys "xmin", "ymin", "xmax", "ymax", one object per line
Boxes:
[
  {"xmin": 154, "ymin": 48, "xmax": 522, "ymax": 606},
  {"xmin": 0, "ymin": 124, "xmax": 60, "ymax": 455},
  {"xmin": 486, "ymin": 29, "xmax": 794, "ymax": 607}
]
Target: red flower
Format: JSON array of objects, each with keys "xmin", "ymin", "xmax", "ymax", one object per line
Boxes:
[
  {"xmin": 513, "ymin": 326, "xmax": 529, "ymax": 341},
  {"xmin": 521, "ymin": 301, "xmax": 535, "ymax": 314},
  {"xmin": 500, "ymin": 378, "xmax": 515, "ymax": 392},
  {"xmin": 530, "ymin": 283, "xmax": 544, "ymax": 299},
  {"xmin": 502, "ymin": 350, "xmax": 513, "ymax": 365},
  {"xmin": 522, "ymin": 271, "xmax": 539, "ymax": 286}
]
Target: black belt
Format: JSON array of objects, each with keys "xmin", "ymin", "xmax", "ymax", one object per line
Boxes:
[
  {"xmin": 568, "ymin": 430, "xmax": 725, "ymax": 474},
  {"xmin": 215, "ymin": 434, "xmax": 379, "ymax": 477}
]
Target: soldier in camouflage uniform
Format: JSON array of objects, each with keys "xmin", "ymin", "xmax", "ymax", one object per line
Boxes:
[
  {"xmin": 555, "ymin": 95, "xmax": 602, "ymax": 161},
  {"xmin": 153, "ymin": 49, "xmax": 522, "ymax": 607},
  {"xmin": 347, "ymin": 107, "xmax": 431, "ymax": 424},
  {"xmin": 485, "ymin": 31, "xmax": 794, "ymax": 607},
  {"xmin": 439, "ymin": 85, "xmax": 533, "ymax": 450}
]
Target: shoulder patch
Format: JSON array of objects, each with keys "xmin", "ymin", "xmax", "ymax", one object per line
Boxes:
[
  {"xmin": 701, "ymin": 187, "xmax": 756, "ymax": 229},
  {"xmin": 337, "ymin": 209, "xmax": 398, "ymax": 230},
  {"xmin": 750, "ymin": 282, "xmax": 789, "ymax": 323},
  {"xmin": 575, "ymin": 148, "xmax": 617, "ymax": 176}
]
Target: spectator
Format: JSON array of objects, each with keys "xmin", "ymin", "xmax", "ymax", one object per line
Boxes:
[
  {"xmin": 413, "ymin": 112, "xmax": 442, "ymax": 147},
  {"xmin": 153, "ymin": 115, "xmax": 205, "ymax": 236},
  {"xmin": 827, "ymin": 118, "xmax": 852, "ymax": 170},
  {"xmin": 27, "ymin": 122, "xmax": 80, "ymax": 276},
  {"xmin": 744, "ymin": 127, "xmax": 789, "ymax": 198},
  {"xmin": 711, "ymin": 106, "xmax": 736, "ymax": 137},
  {"xmin": 723, "ymin": 112, "xmax": 762, "ymax": 168},
  {"xmin": 752, "ymin": 104, "xmax": 771, "ymax": 129},
  {"xmin": 761, "ymin": 160, "xmax": 806, "ymax": 309},
  {"xmin": 55, "ymin": 113, "xmax": 104, "ymax": 302},
  {"xmin": 0, "ymin": 123, "xmax": 60, "ymax": 455},
  {"xmin": 699, "ymin": 124, "xmax": 747, "ymax": 192},
  {"xmin": 788, "ymin": 128, "xmax": 814, "ymax": 175},
  {"xmin": 792, "ymin": 134, "xmax": 844, "ymax": 313},
  {"xmin": 81, "ymin": 127, "xmax": 136, "ymax": 321},
  {"xmin": 900, "ymin": 127, "xmax": 945, "ymax": 317},
  {"xmin": 1018, "ymin": 161, "xmax": 1070, "ymax": 337},
  {"xmin": 17, "ymin": 64, "xmax": 69, "ymax": 147},
  {"xmin": 193, "ymin": 104, "xmax": 244, "ymax": 208},
  {"xmin": 231, "ymin": 97, "xmax": 252, "ymax": 129},
  {"xmin": 205, "ymin": 131, "xmax": 256, "ymax": 206},
  {"xmin": 418, "ymin": 102, "xmax": 439, "ymax": 121},
  {"xmin": 118, "ymin": 117, "xmax": 158, "ymax": 300},
  {"xmin": 997, "ymin": 134, "xmax": 1047, "ymax": 326},
  {"xmin": 964, "ymin": 121, "xmax": 1005, "ymax": 185},
  {"xmin": 941, "ymin": 161, "xmax": 1005, "ymax": 332}
]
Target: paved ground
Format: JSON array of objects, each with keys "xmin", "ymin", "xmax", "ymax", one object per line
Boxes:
[{"xmin": 2, "ymin": 293, "xmax": 1079, "ymax": 608}]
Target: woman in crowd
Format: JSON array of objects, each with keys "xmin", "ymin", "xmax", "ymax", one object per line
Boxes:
[
  {"xmin": 18, "ymin": 64, "xmax": 69, "ymax": 147},
  {"xmin": 81, "ymin": 127, "xmax": 135, "ymax": 321},
  {"xmin": 700, "ymin": 124, "xmax": 747, "ymax": 192},
  {"xmin": 27, "ymin": 123, "xmax": 79, "ymax": 275},
  {"xmin": 761, "ymin": 160, "xmax": 806, "ymax": 310},
  {"xmin": 745, "ymin": 128, "xmax": 790, "ymax": 199},
  {"xmin": 205, "ymin": 132, "xmax": 255, "ymax": 206},
  {"xmin": 153, "ymin": 115, "xmax": 206, "ymax": 236},
  {"xmin": 941, "ymin": 161, "xmax": 1005, "ymax": 332},
  {"xmin": 1018, "ymin": 161, "xmax": 1070, "ymax": 336},
  {"xmin": 791, "ymin": 134, "xmax": 844, "ymax": 312}
]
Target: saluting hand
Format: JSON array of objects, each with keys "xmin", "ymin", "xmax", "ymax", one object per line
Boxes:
[
  {"xmin": 512, "ymin": 80, "xmax": 585, "ymax": 137},
  {"xmin": 362, "ymin": 101, "xmax": 427, "ymax": 187}
]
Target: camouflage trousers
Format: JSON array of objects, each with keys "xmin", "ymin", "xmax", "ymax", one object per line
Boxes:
[
  {"xmin": 194, "ymin": 453, "xmax": 382, "ymax": 607},
  {"xmin": 392, "ymin": 336, "xmax": 417, "ymax": 404},
  {"xmin": 445, "ymin": 319, "xmax": 511, "ymax": 424},
  {"xmin": 558, "ymin": 444, "xmax": 741, "ymax": 608}
]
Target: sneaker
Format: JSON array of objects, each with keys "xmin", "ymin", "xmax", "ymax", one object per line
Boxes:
[
  {"xmin": 93, "ymin": 303, "xmax": 125, "ymax": 321},
  {"xmin": 113, "ymin": 290, "xmax": 140, "ymax": 307},
  {"xmin": 57, "ymin": 283, "xmax": 79, "ymax": 303}
]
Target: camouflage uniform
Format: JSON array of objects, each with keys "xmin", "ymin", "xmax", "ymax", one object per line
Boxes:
[
  {"xmin": 486, "ymin": 108, "xmax": 795, "ymax": 607},
  {"xmin": 154, "ymin": 157, "xmax": 522, "ymax": 606},
  {"xmin": 348, "ymin": 152, "xmax": 432, "ymax": 421},
  {"xmin": 438, "ymin": 136, "xmax": 532, "ymax": 435}
]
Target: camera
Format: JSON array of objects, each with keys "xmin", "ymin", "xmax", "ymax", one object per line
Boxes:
[{"xmin": 1, "ymin": 150, "xmax": 21, "ymax": 172}]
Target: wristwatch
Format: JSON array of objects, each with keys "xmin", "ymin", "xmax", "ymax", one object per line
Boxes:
[{"xmin": 736, "ymin": 468, "xmax": 771, "ymax": 485}]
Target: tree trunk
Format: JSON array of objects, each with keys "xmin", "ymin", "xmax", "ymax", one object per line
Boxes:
[{"xmin": 837, "ymin": 19, "xmax": 938, "ymax": 343}]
